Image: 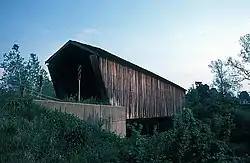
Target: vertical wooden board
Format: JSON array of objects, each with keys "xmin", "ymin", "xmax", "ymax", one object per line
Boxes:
[
  {"xmin": 159, "ymin": 81, "xmax": 163, "ymax": 116},
  {"xmin": 144, "ymin": 75, "xmax": 148, "ymax": 117},
  {"xmin": 112, "ymin": 62, "xmax": 115, "ymax": 101},
  {"xmin": 103, "ymin": 58, "xmax": 107, "ymax": 87},
  {"xmin": 108, "ymin": 61, "xmax": 112, "ymax": 103},
  {"xmin": 130, "ymin": 69, "xmax": 133, "ymax": 118},
  {"xmin": 113, "ymin": 62, "xmax": 116, "ymax": 105},
  {"xmin": 111, "ymin": 62, "xmax": 114, "ymax": 105},
  {"xmin": 154, "ymin": 79, "xmax": 157, "ymax": 117},
  {"xmin": 115, "ymin": 62, "xmax": 118, "ymax": 105},
  {"xmin": 164, "ymin": 84, "xmax": 167, "ymax": 116},
  {"xmin": 147, "ymin": 75, "xmax": 150, "ymax": 117},
  {"xmin": 124, "ymin": 67, "xmax": 127, "ymax": 118},
  {"xmin": 139, "ymin": 73, "xmax": 142, "ymax": 118},
  {"xmin": 162, "ymin": 82, "xmax": 166, "ymax": 116},
  {"xmin": 159, "ymin": 81, "xmax": 162, "ymax": 116},
  {"xmin": 100, "ymin": 58, "xmax": 105, "ymax": 83},
  {"xmin": 148, "ymin": 76, "xmax": 152, "ymax": 117},
  {"xmin": 125, "ymin": 67, "xmax": 128, "ymax": 118},
  {"xmin": 121, "ymin": 64, "xmax": 124, "ymax": 107},
  {"xmin": 104, "ymin": 59, "xmax": 108, "ymax": 88},
  {"xmin": 135, "ymin": 70, "xmax": 138, "ymax": 118},
  {"xmin": 126, "ymin": 67, "xmax": 130, "ymax": 118},
  {"xmin": 178, "ymin": 90, "xmax": 180, "ymax": 113},
  {"xmin": 174, "ymin": 87, "xmax": 177, "ymax": 114},
  {"xmin": 138, "ymin": 72, "xmax": 141, "ymax": 118},
  {"xmin": 140, "ymin": 72, "xmax": 143, "ymax": 118},
  {"xmin": 152, "ymin": 78, "xmax": 155, "ymax": 117},
  {"xmin": 124, "ymin": 66, "xmax": 127, "ymax": 118},
  {"xmin": 149, "ymin": 76, "xmax": 152, "ymax": 117},
  {"xmin": 169, "ymin": 85, "xmax": 172, "ymax": 116},
  {"xmin": 176, "ymin": 88, "xmax": 178, "ymax": 114},
  {"xmin": 167, "ymin": 84, "xmax": 170, "ymax": 116},
  {"xmin": 152, "ymin": 78, "xmax": 156, "ymax": 117},
  {"xmin": 164, "ymin": 83, "xmax": 168, "ymax": 116},
  {"xmin": 99, "ymin": 57, "xmax": 103, "ymax": 78},
  {"xmin": 157, "ymin": 81, "xmax": 161, "ymax": 117},
  {"xmin": 166, "ymin": 84, "xmax": 169, "ymax": 116},
  {"xmin": 144, "ymin": 74, "xmax": 147, "ymax": 117},
  {"xmin": 142, "ymin": 73, "xmax": 145, "ymax": 118},
  {"xmin": 163, "ymin": 83, "xmax": 167, "ymax": 116},
  {"xmin": 157, "ymin": 80, "xmax": 160, "ymax": 117},
  {"xmin": 177, "ymin": 89, "xmax": 180, "ymax": 113},
  {"xmin": 148, "ymin": 77, "xmax": 152, "ymax": 117},
  {"xmin": 123, "ymin": 65, "xmax": 127, "ymax": 117},
  {"xmin": 162, "ymin": 83, "xmax": 166, "ymax": 116},
  {"xmin": 101, "ymin": 58, "xmax": 105, "ymax": 85},
  {"xmin": 171, "ymin": 86, "xmax": 174, "ymax": 116},
  {"xmin": 145, "ymin": 75, "xmax": 148, "ymax": 118},
  {"xmin": 132, "ymin": 69, "xmax": 136, "ymax": 118},
  {"xmin": 134, "ymin": 70, "xmax": 136, "ymax": 118},
  {"xmin": 131, "ymin": 69, "xmax": 134, "ymax": 118},
  {"xmin": 116, "ymin": 63, "xmax": 119, "ymax": 105},
  {"xmin": 128, "ymin": 68, "xmax": 132, "ymax": 118},
  {"xmin": 174, "ymin": 87, "xmax": 176, "ymax": 115},
  {"xmin": 164, "ymin": 83, "xmax": 167, "ymax": 116},
  {"xmin": 114, "ymin": 62, "xmax": 117, "ymax": 105},
  {"xmin": 154, "ymin": 78, "xmax": 157, "ymax": 117},
  {"xmin": 106, "ymin": 59, "xmax": 109, "ymax": 99},
  {"xmin": 129, "ymin": 68, "xmax": 132, "ymax": 118},
  {"xmin": 118, "ymin": 64, "xmax": 122, "ymax": 105},
  {"xmin": 109, "ymin": 60, "xmax": 113, "ymax": 105},
  {"xmin": 108, "ymin": 60, "xmax": 112, "ymax": 105},
  {"xmin": 161, "ymin": 82, "xmax": 164, "ymax": 116},
  {"xmin": 100, "ymin": 58, "xmax": 106, "ymax": 88},
  {"xmin": 137, "ymin": 72, "xmax": 140, "ymax": 118}
]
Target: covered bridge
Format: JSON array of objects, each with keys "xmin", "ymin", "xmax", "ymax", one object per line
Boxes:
[{"xmin": 45, "ymin": 40, "xmax": 186, "ymax": 120}]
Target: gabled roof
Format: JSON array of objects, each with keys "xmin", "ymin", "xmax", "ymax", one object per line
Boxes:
[{"xmin": 45, "ymin": 40, "xmax": 186, "ymax": 91}]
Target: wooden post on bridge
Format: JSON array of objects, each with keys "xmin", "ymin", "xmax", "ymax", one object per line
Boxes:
[{"xmin": 78, "ymin": 65, "xmax": 82, "ymax": 102}]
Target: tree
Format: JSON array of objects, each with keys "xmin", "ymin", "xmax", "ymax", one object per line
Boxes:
[
  {"xmin": 39, "ymin": 68, "xmax": 56, "ymax": 97},
  {"xmin": 227, "ymin": 34, "xmax": 250, "ymax": 83},
  {"xmin": 208, "ymin": 59, "xmax": 241, "ymax": 95},
  {"xmin": 239, "ymin": 91, "xmax": 250, "ymax": 103},
  {"xmin": 0, "ymin": 44, "xmax": 28, "ymax": 91},
  {"xmin": 25, "ymin": 53, "xmax": 55, "ymax": 97},
  {"xmin": 26, "ymin": 53, "xmax": 42, "ymax": 91},
  {"xmin": 0, "ymin": 44, "xmax": 55, "ymax": 97}
]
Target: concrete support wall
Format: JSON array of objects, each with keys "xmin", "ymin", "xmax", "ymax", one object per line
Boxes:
[{"xmin": 34, "ymin": 100, "xmax": 126, "ymax": 137}]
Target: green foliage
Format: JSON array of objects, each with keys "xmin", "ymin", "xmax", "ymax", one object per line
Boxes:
[
  {"xmin": 63, "ymin": 95, "xmax": 110, "ymax": 105},
  {"xmin": 227, "ymin": 34, "xmax": 250, "ymax": 83},
  {"xmin": 0, "ymin": 44, "xmax": 55, "ymax": 97},
  {"xmin": 209, "ymin": 59, "xmax": 242, "ymax": 95},
  {"xmin": 1, "ymin": 92, "xmax": 246, "ymax": 163},
  {"xmin": 0, "ymin": 93, "xmax": 120, "ymax": 163},
  {"xmin": 0, "ymin": 44, "xmax": 28, "ymax": 91},
  {"xmin": 186, "ymin": 84, "xmax": 250, "ymax": 161},
  {"xmin": 239, "ymin": 91, "xmax": 250, "ymax": 103}
]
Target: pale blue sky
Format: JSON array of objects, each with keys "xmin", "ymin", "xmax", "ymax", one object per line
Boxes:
[{"xmin": 1, "ymin": 0, "xmax": 250, "ymax": 89}]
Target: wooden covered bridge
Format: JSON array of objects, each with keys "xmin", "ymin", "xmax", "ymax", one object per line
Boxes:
[{"xmin": 45, "ymin": 40, "xmax": 186, "ymax": 134}]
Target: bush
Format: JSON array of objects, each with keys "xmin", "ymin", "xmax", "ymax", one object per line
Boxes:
[{"xmin": 0, "ymin": 91, "xmax": 249, "ymax": 162}]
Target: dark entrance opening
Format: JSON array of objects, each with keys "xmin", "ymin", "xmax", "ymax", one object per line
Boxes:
[
  {"xmin": 126, "ymin": 116, "xmax": 173, "ymax": 137},
  {"xmin": 47, "ymin": 44, "xmax": 106, "ymax": 101}
]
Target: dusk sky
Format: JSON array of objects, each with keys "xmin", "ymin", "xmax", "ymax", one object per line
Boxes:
[{"xmin": 1, "ymin": 0, "xmax": 250, "ymax": 90}]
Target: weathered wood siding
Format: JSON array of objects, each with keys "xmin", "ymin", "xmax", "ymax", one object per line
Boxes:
[{"xmin": 99, "ymin": 57, "xmax": 185, "ymax": 119}]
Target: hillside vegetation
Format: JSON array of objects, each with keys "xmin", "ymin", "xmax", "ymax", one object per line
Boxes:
[{"xmin": 1, "ymin": 87, "xmax": 250, "ymax": 163}]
